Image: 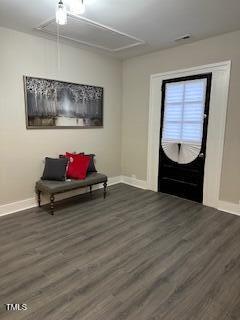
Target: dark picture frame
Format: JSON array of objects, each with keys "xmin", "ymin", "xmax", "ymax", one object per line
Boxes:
[{"xmin": 24, "ymin": 76, "xmax": 104, "ymax": 129}]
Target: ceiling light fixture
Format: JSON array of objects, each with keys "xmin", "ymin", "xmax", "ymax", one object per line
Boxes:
[
  {"xmin": 70, "ymin": 0, "xmax": 86, "ymax": 15},
  {"xmin": 56, "ymin": 0, "xmax": 67, "ymax": 25}
]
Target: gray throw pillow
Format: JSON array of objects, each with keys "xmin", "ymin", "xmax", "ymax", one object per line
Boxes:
[
  {"xmin": 86, "ymin": 154, "xmax": 97, "ymax": 172},
  {"xmin": 41, "ymin": 157, "xmax": 69, "ymax": 181},
  {"xmin": 78, "ymin": 153, "xmax": 97, "ymax": 173}
]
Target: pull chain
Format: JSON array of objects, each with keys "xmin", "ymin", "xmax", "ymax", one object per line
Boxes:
[{"xmin": 57, "ymin": 23, "xmax": 60, "ymax": 75}]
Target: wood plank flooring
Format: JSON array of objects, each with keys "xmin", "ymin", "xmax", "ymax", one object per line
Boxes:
[{"xmin": 0, "ymin": 184, "xmax": 240, "ymax": 320}]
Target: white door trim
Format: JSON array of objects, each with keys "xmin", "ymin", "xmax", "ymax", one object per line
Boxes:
[{"xmin": 147, "ymin": 61, "xmax": 231, "ymax": 209}]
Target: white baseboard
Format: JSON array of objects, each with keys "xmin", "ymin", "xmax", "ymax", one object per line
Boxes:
[
  {"xmin": 1, "ymin": 175, "xmax": 239, "ymax": 218},
  {"xmin": 0, "ymin": 198, "xmax": 37, "ymax": 217},
  {"xmin": 108, "ymin": 176, "xmax": 122, "ymax": 186},
  {"xmin": 121, "ymin": 176, "xmax": 148, "ymax": 190},
  {"xmin": 217, "ymin": 200, "xmax": 240, "ymax": 216}
]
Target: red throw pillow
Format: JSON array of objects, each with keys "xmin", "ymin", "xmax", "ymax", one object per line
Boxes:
[{"xmin": 65, "ymin": 153, "xmax": 90, "ymax": 180}]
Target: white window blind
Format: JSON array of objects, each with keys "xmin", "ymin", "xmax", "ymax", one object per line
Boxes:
[{"xmin": 162, "ymin": 79, "xmax": 207, "ymax": 144}]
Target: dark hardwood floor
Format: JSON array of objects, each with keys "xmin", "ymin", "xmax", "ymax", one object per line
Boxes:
[{"xmin": 0, "ymin": 184, "xmax": 240, "ymax": 320}]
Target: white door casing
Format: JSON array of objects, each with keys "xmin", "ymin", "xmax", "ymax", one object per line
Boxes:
[{"xmin": 147, "ymin": 61, "xmax": 231, "ymax": 209}]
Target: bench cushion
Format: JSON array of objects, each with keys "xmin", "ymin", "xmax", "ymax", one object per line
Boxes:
[{"xmin": 36, "ymin": 172, "xmax": 107, "ymax": 194}]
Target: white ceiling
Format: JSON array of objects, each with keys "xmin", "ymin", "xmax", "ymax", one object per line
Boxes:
[{"xmin": 0, "ymin": 0, "xmax": 240, "ymax": 59}]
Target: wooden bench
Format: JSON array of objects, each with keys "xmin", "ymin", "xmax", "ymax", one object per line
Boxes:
[{"xmin": 35, "ymin": 172, "xmax": 108, "ymax": 215}]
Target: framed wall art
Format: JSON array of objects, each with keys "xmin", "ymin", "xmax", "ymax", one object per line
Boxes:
[{"xmin": 24, "ymin": 76, "xmax": 104, "ymax": 129}]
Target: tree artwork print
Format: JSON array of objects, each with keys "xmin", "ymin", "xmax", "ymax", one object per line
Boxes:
[{"xmin": 24, "ymin": 76, "xmax": 104, "ymax": 128}]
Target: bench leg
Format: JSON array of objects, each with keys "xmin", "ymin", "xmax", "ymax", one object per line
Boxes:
[
  {"xmin": 50, "ymin": 194, "xmax": 55, "ymax": 215},
  {"xmin": 37, "ymin": 191, "xmax": 41, "ymax": 207},
  {"xmin": 103, "ymin": 182, "xmax": 107, "ymax": 199}
]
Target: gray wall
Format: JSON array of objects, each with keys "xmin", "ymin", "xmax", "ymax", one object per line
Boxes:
[
  {"xmin": 122, "ymin": 30, "xmax": 240, "ymax": 204},
  {"xmin": 1, "ymin": 26, "xmax": 239, "ymax": 207},
  {"xmin": 0, "ymin": 27, "xmax": 122, "ymax": 205}
]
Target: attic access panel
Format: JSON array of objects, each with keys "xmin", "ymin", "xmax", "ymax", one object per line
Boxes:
[{"xmin": 37, "ymin": 14, "xmax": 145, "ymax": 52}]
